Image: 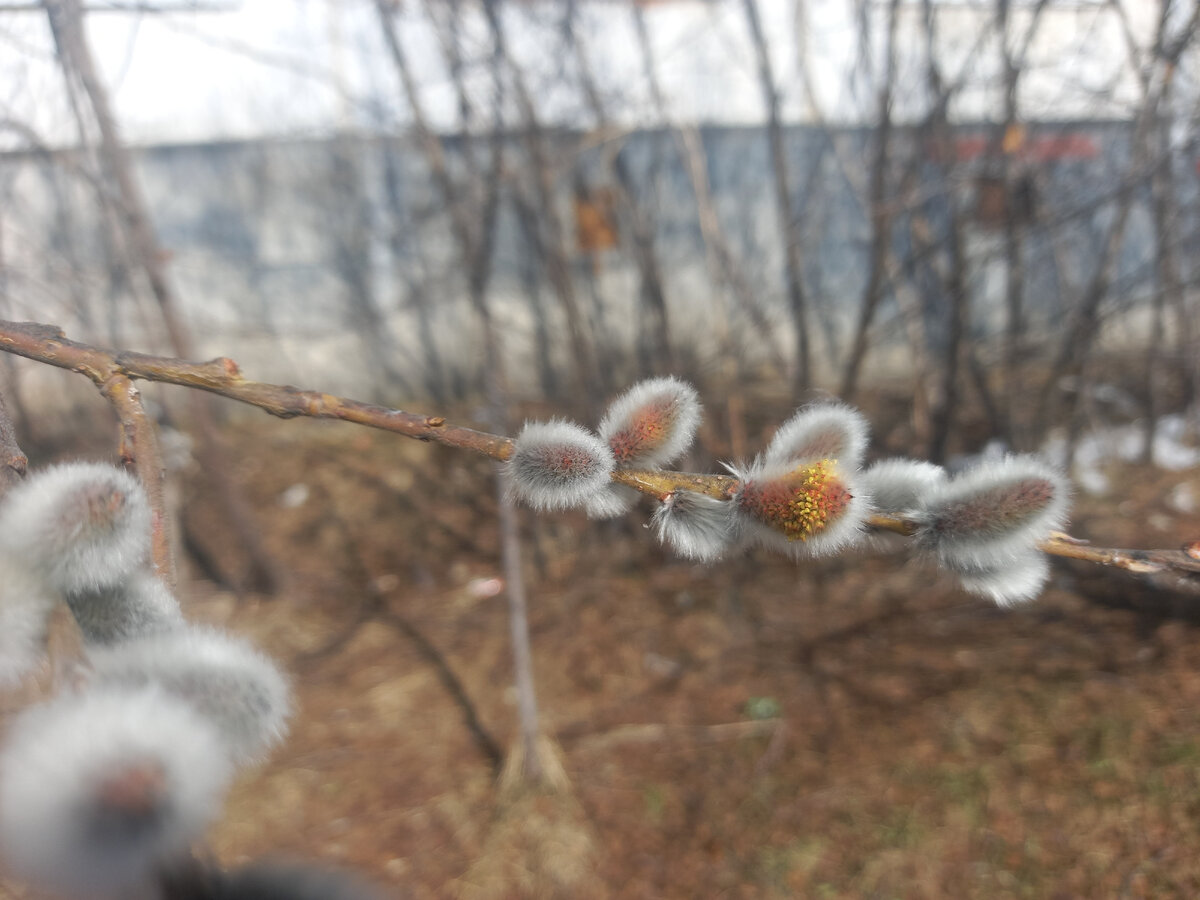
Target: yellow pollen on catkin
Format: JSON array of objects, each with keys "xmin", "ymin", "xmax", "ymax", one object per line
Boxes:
[{"xmin": 740, "ymin": 458, "xmax": 852, "ymax": 542}]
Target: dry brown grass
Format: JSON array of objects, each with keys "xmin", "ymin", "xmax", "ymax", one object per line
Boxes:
[{"xmin": 2, "ymin": 415, "xmax": 1200, "ymax": 899}]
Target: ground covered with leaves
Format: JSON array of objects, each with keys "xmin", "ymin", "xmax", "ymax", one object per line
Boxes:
[{"xmin": 5, "ymin": 406, "xmax": 1200, "ymax": 899}]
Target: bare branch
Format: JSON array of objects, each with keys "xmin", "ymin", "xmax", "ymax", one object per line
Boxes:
[
  {"xmin": 0, "ymin": 320, "xmax": 514, "ymax": 461},
  {"xmin": 2, "ymin": 319, "xmax": 1196, "ymax": 590},
  {"xmin": 44, "ymin": 0, "xmax": 285, "ymax": 593},
  {"xmin": 97, "ymin": 374, "xmax": 174, "ymax": 588},
  {"xmin": 0, "ymin": 389, "xmax": 28, "ymax": 497}
]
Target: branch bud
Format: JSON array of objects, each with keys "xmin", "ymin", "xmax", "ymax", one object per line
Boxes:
[
  {"xmin": 506, "ymin": 420, "xmax": 615, "ymax": 511},
  {"xmin": 652, "ymin": 491, "xmax": 733, "ymax": 562},
  {"xmin": 732, "ymin": 458, "xmax": 869, "ymax": 558},
  {"xmin": 914, "ymin": 455, "xmax": 1070, "ymax": 572},
  {"xmin": 0, "ymin": 686, "xmax": 231, "ymax": 899},
  {"xmin": 764, "ymin": 403, "xmax": 869, "ymax": 471},
  {"xmin": 0, "ymin": 463, "xmax": 151, "ymax": 594},
  {"xmin": 598, "ymin": 377, "xmax": 701, "ymax": 468}
]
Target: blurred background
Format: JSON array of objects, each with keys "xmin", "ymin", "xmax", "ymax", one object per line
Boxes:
[{"xmin": 2, "ymin": 1, "xmax": 1200, "ymax": 897}]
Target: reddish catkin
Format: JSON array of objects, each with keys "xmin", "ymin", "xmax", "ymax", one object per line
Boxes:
[
  {"xmin": 732, "ymin": 458, "xmax": 869, "ymax": 558},
  {"xmin": 737, "ymin": 460, "xmax": 851, "ymax": 541},
  {"xmin": 506, "ymin": 420, "xmax": 615, "ymax": 511},
  {"xmin": 763, "ymin": 403, "xmax": 870, "ymax": 471},
  {"xmin": 597, "ymin": 377, "xmax": 701, "ymax": 469},
  {"xmin": 609, "ymin": 402, "xmax": 676, "ymax": 463},
  {"xmin": 929, "ymin": 478, "xmax": 1055, "ymax": 538},
  {"xmin": 915, "ymin": 455, "xmax": 1070, "ymax": 575}
]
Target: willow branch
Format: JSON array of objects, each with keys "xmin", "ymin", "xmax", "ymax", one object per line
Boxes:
[
  {"xmin": 1, "ymin": 320, "xmax": 1197, "ymax": 587},
  {"xmin": 0, "ymin": 388, "xmax": 28, "ymax": 496},
  {"xmin": 98, "ymin": 374, "xmax": 175, "ymax": 588},
  {"xmin": 0, "ymin": 321, "xmax": 513, "ymax": 460}
]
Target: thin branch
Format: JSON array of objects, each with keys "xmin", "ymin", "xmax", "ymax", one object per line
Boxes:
[
  {"xmin": 1, "ymin": 319, "xmax": 1196, "ymax": 588},
  {"xmin": 0, "ymin": 389, "xmax": 28, "ymax": 496},
  {"xmin": 45, "ymin": 0, "xmax": 282, "ymax": 594},
  {"xmin": 97, "ymin": 374, "xmax": 175, "ymax": 588},
  {"xmin": 0, "ymin": 320, "xmax": 513, "ymax": 460}
]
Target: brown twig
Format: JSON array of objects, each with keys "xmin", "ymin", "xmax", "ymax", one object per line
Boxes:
[
  {"xmin": 1, "ymin": 319, "xmax": 1197, "ymax": 587},
  {"xmin": 97, "ymin": 374, "xmax": 175, "ymax": 588},
  {"xmin": 0, "ymin": 321, "xmax": 513, "ymax": 460},
  {"xmin": 0, "ymin": 388, "xmax": 28, "ymax": 496}
]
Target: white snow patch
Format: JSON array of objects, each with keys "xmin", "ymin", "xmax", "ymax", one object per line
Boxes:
[{"xmin": 1042, "ymin": 414, "xmax": 1200, "ymax": 496}]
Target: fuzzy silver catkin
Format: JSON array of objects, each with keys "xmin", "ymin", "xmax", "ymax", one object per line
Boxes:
[
  {"xmin": 763, "ymin": 403, "xmax": 870, "ymax": 471},
  {"xmin": 88, "ymin": 626, "xmax": 290, "ymax": 765},
  {"xmin": 858, "ymin": 459, "xmax": 947, "ymax": 552},
  {"xmin": 0, "ymin": 685, "xmax": 232, "ymax": 900},
  {"xmin": 598, "ymin": 377, "xmax": 701, "ymax": 469},
  {"xmin": 914, "ymin": 454, "xmax": 1070, "ymax": 571},
  {"xmin": 584, "ymin": 483, "xmax": 639, "ymax": 520},
  {"xmin": 859, "ymin": 459, "xmax": 946, "ymax": 514},
  {"xmin": 0, "ymin": 463, "xmax": 151, "ymax": 594},
  {"xmin": 506, "ymin": 420, "xmax": 615, "ymax": 511},
  {"xmin": 66, "ymin": 570, "xmax": 186, "ymax": 646},
  {"xmin": 0, "ymin": 552, "xmax": 59, "ymax": 686},
  {"xmin": 730, "ymin": 458, "xmax": 871, "ymax": 559},
  {"xmin": 652, "ymin": 491, "xmax": 733, "ymax": 562},
  {"xmin": 950, "ymin": 551, "xmax": 1051, "ymax": 607}
]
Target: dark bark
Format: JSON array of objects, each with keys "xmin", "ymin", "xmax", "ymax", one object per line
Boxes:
[
  {"xmin": 743, "ymin": 0, "xmax": 811, "ymax": 393},
  {"xmin": 840, "ymin": 0, "xmax": 900, "ymax": 401}
]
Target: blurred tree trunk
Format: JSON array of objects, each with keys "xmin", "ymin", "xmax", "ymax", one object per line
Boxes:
[
  {"xmin": 840, "ymin": 0, "xmax": 900, "ymax": 402},
  {"xmin": 1041, "ymin": 2, "xmax": 1197, "ymax": 452},
  {"xmin": 916, "ymin": 1, "xmax": 965, "ymax": 465},
  {"xmin": 481, "ymin": 0, "xmax": 603, "ymax": 410},
  {"xmin": 381, "ymin": 147, "xmax": 449, "ymax": 404},
  {"xmin": 44, "ymin": 0, "xmax": 281, "ymax": 593},
  {"xmin": 330, "ymin": 141, "xmax": 414, "ymax": 399},
  {"xmin": 377, "ymin": 0, "xmax": 546, "ymax": 784},
  {"xmin": 995, "ymin": 0, "xmax": 1050, "ymax": 448},
  {"xmin": 742, "ymin": 0, "xmax": 812, "ymax": 395},
  {"xmin": 633, "ymin": 3, "xmax": 785, "ymax": 390},
  {"xmin": 564, "ymin": 0, "xmax": 674, "ymax": 377},
  {"xmin": 1135, "ymin": 2, "xmax": 1198, "ymax": 461},
  {"xmin": 513, "ymin": 193, "xmax": 559, "ymax": 400}
]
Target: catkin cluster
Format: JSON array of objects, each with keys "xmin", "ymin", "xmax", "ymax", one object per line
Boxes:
[
  {"xmin": 0, "ymin": 463, "xmax": 290, "ymax": 899},
  {"xmin": 506, "ymin": 380, "xmax": 1069, "ymax": 605}
]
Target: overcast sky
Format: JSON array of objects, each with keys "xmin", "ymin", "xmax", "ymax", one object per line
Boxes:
[
  {"xmin": 0, "ymin": 0, "xmax": 1170, "ymax": 150},
  {"xmin": 2, "ymin": 0, "xmax": 841, "ymax": 147}
]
